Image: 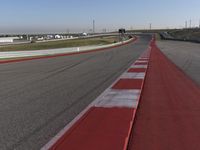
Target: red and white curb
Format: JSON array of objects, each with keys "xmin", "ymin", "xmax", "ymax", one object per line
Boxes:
[{"xmin": 42, "ymin": 42, "xmax": 152, "ymax": 150}]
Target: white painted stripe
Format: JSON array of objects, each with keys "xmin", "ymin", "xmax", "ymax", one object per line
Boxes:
[
  {"xmin": 139, "ymin": 57, "xmax": 149, "ymax": 60},
  {"xmin": 120, "ymin": 72, "xmax": 145, "ymax": 79},
  {"xmin": 131, "ymin": 65, "xmax": 148, "ymax": 68},
  {"xmin": 95, "ymin": 89, "xmax": 140, "ymax": 108},
  {"xmin": 96, "ymin": 100, "xmax": 138, "ymax": 108},
  {"xmin": 97, "ymin": 89, "xmax": 141, "ymax": 101},
  {"xmin": 135, "ymin": 60, "xmax": 148, "ymax": 63}
]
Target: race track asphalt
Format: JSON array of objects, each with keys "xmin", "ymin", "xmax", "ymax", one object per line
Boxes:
[
  {"xmin": 0, "ymin": 35, "xmax": 152, "ymax": 150},
  {"xmin": 157, "ymin": 40, "xmax": 200, "ymax": 86},
  {"xmin": 128, "ymin": 39, "xmax": 200, "ymax": 150}
]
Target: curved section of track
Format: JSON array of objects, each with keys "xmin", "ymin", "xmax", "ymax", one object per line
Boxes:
[{"xmin": 0, "ymin": 35, "xmax": 152, "ymax": 150}]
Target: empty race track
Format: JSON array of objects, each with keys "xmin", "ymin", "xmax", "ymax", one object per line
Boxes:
[
  {"xmin": 0, "ymin": 35, "xmax": 152, "ymax": 150},
  {"xmin": 157, "ymin": 40, "xmax": 200, "ymax": 86},
  {"xmin": 128, "ymin": 39, "xmax": 200, "ymax": 150}
]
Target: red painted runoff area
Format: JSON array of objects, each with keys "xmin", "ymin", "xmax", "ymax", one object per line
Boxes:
[
  {"xmin": 50, "ymin": 107, "xmax": 135, "ymax": 150},
  {"xmin": 112, "ymin": 79, "xmax": 143, "ymax": 90},
  {"xmin": 128, "ymin": 68, "xmax": 147, "ymax": 73},
  {"xmin": 128, "ymin": 42, "xmax": 200, "ymax": 150},
  {"xmin": 134, "ymin": 62, "xmax": 148, "ymax": 65}
]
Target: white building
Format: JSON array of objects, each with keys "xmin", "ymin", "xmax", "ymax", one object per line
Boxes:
[
  {"xmin": 55, "ymin": 35, "xmax": 62, "ymax": 39},
  {"xmin": 0, "ymin": 37, "xmax": 19, "ymax": 43},
  {"xmin": 82, "ymin": 32, "xmax": 88, "ymax": 36},
  {"xmin": 37, "ymin": 37, "xmax": 44, "ymax": 41}
]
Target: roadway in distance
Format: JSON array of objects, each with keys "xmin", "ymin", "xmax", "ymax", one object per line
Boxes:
[{"xmin": 0, "ymin": 35, "xmax": 152, "ymax": 150}]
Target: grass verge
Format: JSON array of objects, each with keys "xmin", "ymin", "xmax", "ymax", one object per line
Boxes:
[{"xmin": 0, "ymin": 36, "xmax": 119, "ymax": 52}]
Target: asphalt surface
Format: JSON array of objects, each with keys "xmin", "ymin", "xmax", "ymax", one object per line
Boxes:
[
  {"xmin": 128, "ymin": 40, "xmax": 200, "ymax": 150},
  {"xmin": 0, "ymin": 35, "xmax": 151, "ymax": 150},
  {"xmin": 157, "ymin": 40, "xmax": 200, "ymax": 86}
]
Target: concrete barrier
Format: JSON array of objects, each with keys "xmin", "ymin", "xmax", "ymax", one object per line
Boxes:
[{"xmin": 0, "ymin": 38, "xmax": 134, "ymax": 59}]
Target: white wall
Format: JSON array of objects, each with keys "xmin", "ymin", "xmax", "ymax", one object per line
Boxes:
[
  {"xmin": 0, "ymin": 37, "xmax": 19, "ymax": 43},
  {"xmin": 0, "ymin": 39, "xmax": 13, "ymax": 43}
]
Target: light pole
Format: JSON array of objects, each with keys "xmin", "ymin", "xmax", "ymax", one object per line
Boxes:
[
  {"xmin": 93, "ymin": 20, "xmax": 95, "ymax": 33},
  {"xmin": 185, "ymin": 21, "xmax": 187, "ymax": 29},
  {"xmin": 199, "ymin": 19, "xmax": 200, "ymax": 28}
]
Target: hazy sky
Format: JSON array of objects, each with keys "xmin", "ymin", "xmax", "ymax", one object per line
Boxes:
[{"xmin": 0, "ymin": 0, "xmax": 200, "ymax": 33}]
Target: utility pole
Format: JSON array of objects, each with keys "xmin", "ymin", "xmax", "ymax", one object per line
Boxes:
[
  {"xmin": 27, "ymin": 34, "xmax": 29, "ymax": 41},
  {"xmin": 185, "ymin": 21, "xmax": 187, "ymax": 29},
  {"xmin": 189, "ymin": 19, "xmax": 192, "ymax": 28},
  {"xmin": 102, "ymin": 28, "xmax": 106, "ymax": 33},
  {"xmin": 149, "ymin": 23, "xmax": 152, "ymax": 30},
  {"xmin": 199, "ymin": 19, "xmax": 200, "ymax": 28},
  {"xmin": 67, "ymin": 29, "xmax": 70, "ymax": 35},
  {"xmin": 93, "ymin": 20, "xmax": 95, "ymax": 33}
]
